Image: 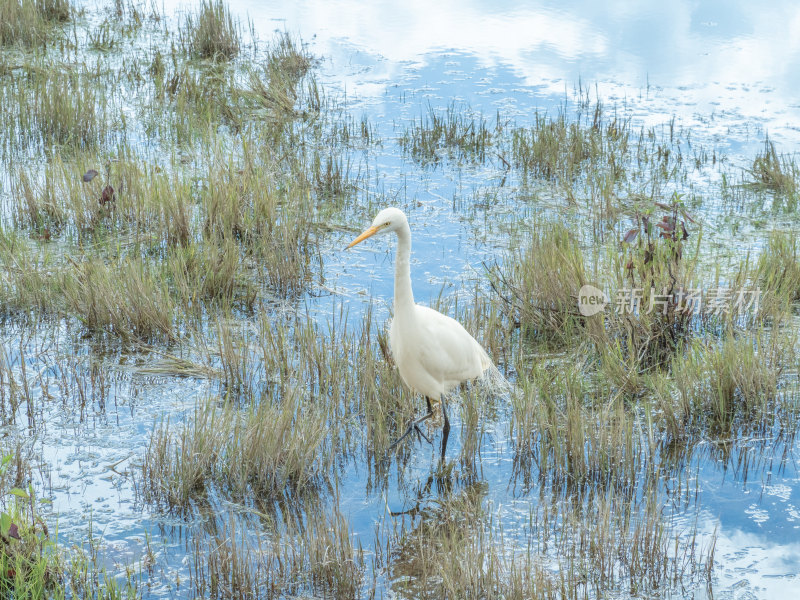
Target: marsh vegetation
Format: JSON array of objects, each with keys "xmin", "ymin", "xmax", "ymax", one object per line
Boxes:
[{"xmin": 0, "ymin": 0, "xmax": 798, "ymax": 598}]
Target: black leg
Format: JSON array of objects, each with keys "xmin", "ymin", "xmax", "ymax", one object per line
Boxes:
[{"xmin": 440, "ymin": 396, "xmax": 450, "ymax": 461}]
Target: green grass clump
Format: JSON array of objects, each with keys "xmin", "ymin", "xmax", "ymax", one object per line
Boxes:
[
  {"xmin": 491, "ymin": 222, "xmax": 588, "ymax": 347},
  {"xmin": 510, "ymin": 103, "xmax": 629, "ymax": 183},
  {"xmin": 0, "ymin": 0, "xmax": 70, "ymax": 47},
  {"xmin": 671, "ymin": 331, "xmax": 792, "ymax": 433},
  {"xmin": 0, "ymin": 496, "xmax": 59, "ymax": 597},
  {"xmin": 756, "ymin": 231, "xmax": 800, "ymax": 312},
  {"xmin": 400, "ymin": 102, "xmax": 498, "ymax": 164},
  {"xmin": 0, "ymin": 229, "xmax": 60, "ymax": 316},
  {"xmin": 141, "ymin": 391, "xmax": 331, "ymax": 509},
  {"xmin": 746, "ymin": 139, "xmax": 798, "ymax": 195},
  {"xmin": 241, "ymin": 33, "xmax": 314, "ymax": 121},
  {"xmin": 0, "ymin": 454, "xmax": 59, "ymax": 598},
  {"xmin": 183, "ymin": 0, "xmax": 241, "ymax": 61},
  {"xmin": 87, "ymin": 18, "xmax": 121, "ymax": 52},
  {"xmin": 0, "ymin": 63, "xmax": 107, "ymax": 152},
  {"xmin": 33, "ymin": 0, "xmax": 68, "ymax": 21},
  {"xmin": 166, "ymin": 241, "xmax": 254, "ymax": 309},
  {"xmin": 62, "ymin": 257, "xmax": 176, "ymax": 342},
  {"xmin": 512, "ymin": 364, "xmax": 638, "ymax": 491}
]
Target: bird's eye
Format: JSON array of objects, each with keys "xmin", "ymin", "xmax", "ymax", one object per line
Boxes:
[{"xmin": 384, "ymin": 221, "xmax": 391, "ymax": 226}]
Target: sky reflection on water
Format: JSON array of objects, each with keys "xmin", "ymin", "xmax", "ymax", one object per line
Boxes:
[{"xmin": 231, "ymin": 0, "xmax": 800, "ymax": 143}]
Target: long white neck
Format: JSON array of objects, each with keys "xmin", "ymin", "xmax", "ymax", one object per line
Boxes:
[{"xmin": 393, "ymin": 222, "xmax": 415, "ymax": 316}]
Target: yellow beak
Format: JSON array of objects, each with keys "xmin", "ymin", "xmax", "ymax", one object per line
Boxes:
[{"xmin": 346, "ymin": 225, "xmax": 382, "ymax": 249}]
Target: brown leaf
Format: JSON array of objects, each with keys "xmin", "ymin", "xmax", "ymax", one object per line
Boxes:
[
  {"xmin": 681, "ymin": 221, "xmax": 689, "ymax": 240},
  {"xmin": 623, "ymin": 228, "xmax": 639, "ymax": 244},
  {"xmin": 655, "ymin": 201, "xmax": 672, "ymax": 210},
  {"xmin": 680, "ymin": 208, "xmax": 697, "ymax": 224},
  {"xmin": 655, "ymin": 221, "xmax": 675, "ymax": 232},
  {"xmin": 82, "ymin": 169, "xmax": 99, "ymax": 183},
  {"xmin": 99, "ymin": 185, "xmax": 114, "ymax": 206},
  {"xmin": 8, "ymin": 523, "xmax": 19, "ymax": 540}
]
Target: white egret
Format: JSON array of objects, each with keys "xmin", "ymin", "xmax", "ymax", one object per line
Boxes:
[{"xmin": 346, "ymin": 207, "xmax": 492, "ymax": 454}]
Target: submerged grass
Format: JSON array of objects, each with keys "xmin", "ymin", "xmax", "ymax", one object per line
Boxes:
[
  {"xmin": 512, "ymin": 364, "xmax": 639, "ymax": 492},
  {"xmin": 670, "ymin": 329, "xmax": 794, "ymax": 434},
  {"xmin": 385, "ymin": 477, "xmax": 711, "ymax": 599}
]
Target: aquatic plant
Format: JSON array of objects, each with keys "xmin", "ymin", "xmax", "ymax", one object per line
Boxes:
[
  {"xmin": 0, "ymin": 0, "xmax": 71, "ymax": 47},
  {"xmin": 746, "ymin": 138, "xmax": 798, "ymax": 196},
  {"xmin": 182, "ymin": 0, "xmax": 241, "ymax": 61}
]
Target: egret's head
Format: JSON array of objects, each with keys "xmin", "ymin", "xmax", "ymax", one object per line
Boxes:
[{"xmin": 346, "ymin": 207, "xmax": 407, "ymax": 249}]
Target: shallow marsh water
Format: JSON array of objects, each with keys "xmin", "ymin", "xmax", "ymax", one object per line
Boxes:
[{"xmin": 1, "ymin": 0, "xmax": 800, "ymax": 598}]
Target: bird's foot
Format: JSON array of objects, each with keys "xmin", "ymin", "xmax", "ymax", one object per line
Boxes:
[
  {"xmin": 413, "ymin": 422, "xmax": 432, "ymax": 444},
  {"xmin": 388, "ymin": 419, "xmax": 432, "ymax": 452}
]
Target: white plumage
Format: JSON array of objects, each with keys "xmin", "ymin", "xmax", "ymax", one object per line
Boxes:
[
  {"xmin": 347, "ymin": 207, "xmax": 492, "ymax": 449},
  {"xmin": 390, "ymin": 304, "xmax": 491, "ymax": 400}
]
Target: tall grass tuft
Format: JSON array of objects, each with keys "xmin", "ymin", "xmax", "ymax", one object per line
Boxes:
[
  {"xmin": 242, "ymin": 33, "xmax": 314, "ymax": 121},
  {"xmin": 756, "ymin": 231, "xmax": 800, "ymax": 313},
  {"xmin": 510, "ymin": 102, "xmax": 630, "ymax": 184},
  {"xmin": 0, "ymin": 228, "xmax": 60, "ymax": 316},
  {"xmin": 671, "ymin": 330, "xmax": 792, "ymax": 433},
  {"xmin": 183, "ymin": 0, "xmax": 241, "ymax": 61},
  {"xmin": 61, "ymin": 258, "xmax": 176, "ymax": 342},
  {"xmin": 512, "ymin": 363, "xmax": 639, "ymax": 491},
  {"xmin": 0, "ymin": 0, "xmax": 71, "ymax": 47},
  {"xmin": 142, "ymin": 392, "xmax": 331, "ymax": 510},
  {"xmin": 746, "ymin": 138, "xmax": 798, "ymax": 195},
  {"xmin": 490, "ymin": 222, "xmax": 588, "ymax": 347},
  {"xmin": 400, "ymin": 102, "xmax": 498, "ymax": 164},
  {"xmin": 1, "ymin": 63, "xmax": 107, "ymax": 152}
]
